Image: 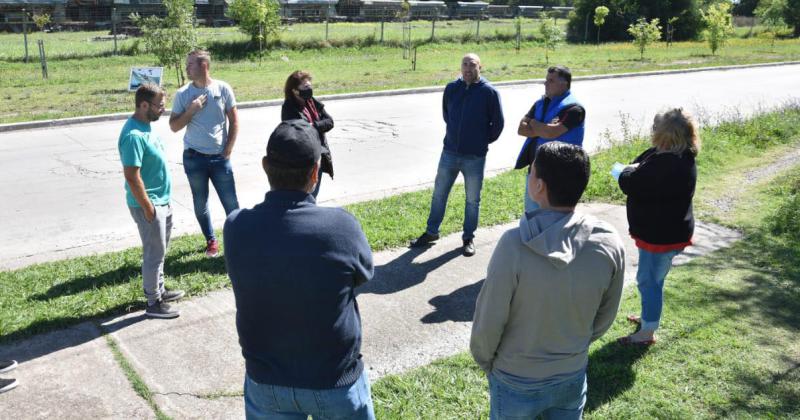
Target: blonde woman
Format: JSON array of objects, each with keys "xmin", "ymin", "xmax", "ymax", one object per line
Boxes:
[{"xmin": 617, "ymin": 108, "xmax": 700, "ymax": 345}]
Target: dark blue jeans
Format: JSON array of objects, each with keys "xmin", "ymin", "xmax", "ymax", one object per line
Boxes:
[
  {"xmin": 183, "ymin": 149, "xmax": 239, "ymax": 241},
  {"xmin": 426, "ymin": 150, "xmax": 486, "ymax": 241},
  {"xmin": 244, "ymin": 370, "xmax": 376, "ymax": 420}
]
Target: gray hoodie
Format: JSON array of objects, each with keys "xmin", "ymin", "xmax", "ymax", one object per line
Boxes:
[{"xmin": 470, "ymin": 210, "xmax": 625, "ymax": 379}]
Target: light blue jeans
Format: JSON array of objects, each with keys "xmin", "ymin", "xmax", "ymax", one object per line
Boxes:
[
  {"xmin": 244, "ymin": 370, "xmax": 375, "ymax": 420},
  {"xmin": 426, "ymin": 150, "xmax": 486, "ymax": 241},
  {"xmin": 489, "ymin": 370, "xmax": 587, "ymax": 420},
  {"xmin": 637, "ymin": 248, "xmax": 682, "ymax": 332},
  {"xmin": 183, "ymin": 149, "xmax": 240, "ymax": 241}
]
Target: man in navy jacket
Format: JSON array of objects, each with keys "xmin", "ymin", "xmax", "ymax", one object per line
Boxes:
[
  {"xmin": 224, "ymin": 120, "xmax": 376, "ymax": 419},
  {"xmin": 410, "ymin": 53, "xmax": 505, "ymax": 256}
]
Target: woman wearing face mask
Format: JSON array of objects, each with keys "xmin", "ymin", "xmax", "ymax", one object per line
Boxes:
[{"xmin": 281, "ymin": 70, "xmax": 334, "ymax": 198}]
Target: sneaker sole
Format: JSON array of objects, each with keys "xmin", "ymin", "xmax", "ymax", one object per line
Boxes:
[
  {"xmin": 205, "ymin": 251, "xmax": 219, "ymax": 257},
  {"xmin": 145, "ymin": 311, "xmax": 180, "ymax": 319},
  {"xmin": 0, "ymin": 379, "xmax": 18, "ymax": 394},
  {"xmin": 0, "ymin": 360, "xmax": 17, "ymax": 374}
]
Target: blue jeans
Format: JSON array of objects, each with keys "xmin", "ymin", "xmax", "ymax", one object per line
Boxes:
[
  {"xmin": 636, "ymin": 248, "xmax": 681, "ymax": 332},
  {"xmin": 244, "ymin": 370, "xmax": 376, "ymax": 420},
  {"xmin": 183, "ymin": 149, "xmax": 240, "ymax": 241},
  {"xmin": 426, "ymin": 150, "xmax": 486, "ymax": 241},
  {"xmin": 489, "ymin": 371, "xmax": 587, "ymax": 420},
  {"xmin": 523, "ymin": 168, "xmax": 540, "ymax": 214}
]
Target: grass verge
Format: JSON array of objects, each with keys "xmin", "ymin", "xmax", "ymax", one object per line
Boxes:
[
  {"xmin": 1, "ymin": 30, "xmax": 799, "ymax": 123},
  {"xmin": 1, "ymin": 105, "xmax": 799, "ymax": 344},
  {"xmin": 105, "ymin": 334, "xmax": 172, "ymax": 420},
  {"xmin": 370, "ymin": 161, "xmax": 800, "ymax": 419}
]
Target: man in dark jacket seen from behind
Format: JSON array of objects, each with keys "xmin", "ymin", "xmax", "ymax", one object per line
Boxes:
[
  {"xmin": 224, "ymin": 120, "xmax": 376, "ymax": 419},
  {"xmin": 410, "ymin": 53, "xmax": 505, "ymax": 256}
]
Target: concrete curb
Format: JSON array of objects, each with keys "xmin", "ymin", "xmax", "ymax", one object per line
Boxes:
[{"xmin": 2, "ymin": 60, "xmax": 798, "ymax": 133}]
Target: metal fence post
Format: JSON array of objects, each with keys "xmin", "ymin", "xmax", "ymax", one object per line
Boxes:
[
  {"xmin": 325, "ymin": 16, "xmax": 329, "ymax": 41},
  {"xmin": 23, "ymin": 9, "xmax": 29, "ymax": 63},
  {"xmin": 430, "ymin": 17, "xmax": 435, "ymax": 41},
  {"xmin": 37, "ymin": 39, "xmax": 48, "ymax": 79},
  {"xmin": 516, "ymin": 20, "xmax": 521, "ymax": 51},
  {"xmin": 412, "ymin": 46, "xmax": 417, "ymax": 70},
  {"xmin": 380, "ymin": 19, "xmax": 384, "ymax": 43},
  {"xmin": 112, "ymin": 7, "xmax": 118, "ymax": 55},
  {"xmin": 476, "ymin": 17, "xmax": 480, "ymax": 42}
]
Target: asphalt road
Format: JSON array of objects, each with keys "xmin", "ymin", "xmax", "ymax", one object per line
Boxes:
[{"xmin": 2, "ymin": 64, "xmax": 799, "ymax": 270}]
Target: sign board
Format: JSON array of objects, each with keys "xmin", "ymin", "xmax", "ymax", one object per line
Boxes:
[{"xmin": 128, "ymin": 67, "xmax": 163, "ymax": 92}]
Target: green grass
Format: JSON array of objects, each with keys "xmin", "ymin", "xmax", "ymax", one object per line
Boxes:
[
  {"xmin": 370, "ymin": 162, "xmax": 800, "ymax": 419},
  {"xmin": 0, "ymin": 23, "xmax": 798, "ymax": 123},
  {"xmin": 1, "ymin": 105, "xmax": 799, "ymax": 345}
]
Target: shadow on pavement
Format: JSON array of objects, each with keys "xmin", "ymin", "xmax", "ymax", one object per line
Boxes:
[
  {"xmin": 420, "ymin": 279, "xmax": 484, "ymax": 323},
  {"xmin": 0, "ymin": 306, "xmax": 147, "ymax": 363},
  {"xmin": 358, "ymin": 247, "xmax": 462, "ymax": 295}
]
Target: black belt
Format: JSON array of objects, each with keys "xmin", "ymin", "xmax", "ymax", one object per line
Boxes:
[{"xmin": 185, "ymin": 148, "xmax": 220, "ymax": 158}]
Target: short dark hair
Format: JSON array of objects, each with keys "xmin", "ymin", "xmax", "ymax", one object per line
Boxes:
[
  {"xmin": 134, "ymin": 83, "xmax": 163, "ymax": 108},
  {"xmin": 548, "ymin": 65, "xmax": 572, "ymax": 89},
  {"xmin": 533, "ymin": 142, "xmax": 590, "ymax": 207},
  {"xmin": 266, "ymin": 163, "xmax": 315, "ymax": 191}
]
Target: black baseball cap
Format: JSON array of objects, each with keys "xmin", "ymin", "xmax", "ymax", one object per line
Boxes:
[{"xmin": 266, "ymin": 120, "xmax": 321, "ymax": 169}]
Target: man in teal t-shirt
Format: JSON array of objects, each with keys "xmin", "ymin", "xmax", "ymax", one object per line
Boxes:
[{"xmin": 118, "ymin": 84, "xmax": 184, "ymax": 319}]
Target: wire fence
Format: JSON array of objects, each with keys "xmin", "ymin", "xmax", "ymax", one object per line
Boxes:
[{"xmin": 0, "ymin": 16, "xmax": 564, "ymax": 62}]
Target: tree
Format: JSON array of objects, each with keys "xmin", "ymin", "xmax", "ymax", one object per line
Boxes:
[
  {"xmin": 567, "ymin": 0, "xmax": 703, "ymax": 42},
  {"xmin": 756, "ymin": 0, "xmax": 788, "ymax": 49},
  {"xmin": 226, "ymin": 0, "xmax": 281, "ymax": 44},
  {"xmin": 627, "ymin": 17, "xmax": 661, "ymax": 60},
  {"xmin": 539, "ymin": 12, "xmax": 564, "ymax": 64},
  {"xmin": 593, "ymin": 5, "xmax": 609, "ymax": 44},
  {"xmin": 132, "ymin": 0, "xmax": 197, "ymax": 86},
  {"xmin": 32, "ymin": 13, "xmax": 51, "ymax": 31},
  {"xmin": 786, "ymin": 0, "xmax": 800, "ymax": 37},
  {"xmin": 701, "ymin": 2, "xmax": 735, "ymax": 55},
  {"xmin": 734, "ymin": 0, "xmax": 760, "ymax": 16}
]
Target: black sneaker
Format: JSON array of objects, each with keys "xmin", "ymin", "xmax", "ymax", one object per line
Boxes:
[
  {"xmin": 161, "ymin": 289, "xmax": 185, "ymax": 303},
  {"xmin": 462, "ymin": 239, "xmax": 476, "ymax": 257},
  {"xmin": 145, "ymin": 300, "xmax": 180, "ymax": 319},
  {"xmin": 410, "ymin": 232, "xmax": 439, "ymax": 248},
  {"xmin": 0, "ymin": 360, "xmax": 17, "ymax": 374},
  {"xmin": 0, "ymin": 377, "xmax": 17, "ymax": 394}
]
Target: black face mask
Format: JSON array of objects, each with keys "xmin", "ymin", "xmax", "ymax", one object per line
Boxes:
[{"xmin": 298, "ymin": 88, "xmax": 313, "ymax": 100}]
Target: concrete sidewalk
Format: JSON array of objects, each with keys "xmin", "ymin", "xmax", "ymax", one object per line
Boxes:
[{"xmin": 0, "ymin": 204, "xmax": 740, "ymax": 419}]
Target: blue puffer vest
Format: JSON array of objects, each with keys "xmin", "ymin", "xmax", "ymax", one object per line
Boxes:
[{"xmin": 515, "ymin": 90, "xmax": 584, "ymax": 169}]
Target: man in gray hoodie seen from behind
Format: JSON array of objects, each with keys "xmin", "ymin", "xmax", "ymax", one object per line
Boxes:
[{"xmin": 470, "ymin": 142, "xmax": 625, "ymax": 419}]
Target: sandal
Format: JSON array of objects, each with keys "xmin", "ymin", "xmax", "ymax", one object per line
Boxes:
[
  {"xmin": 626, "ymin": 315, "xmax": 641, "ymax": 325},
  {"xmin": 617, "ymin": 335, "xmax": 656, "ymax": 346}
]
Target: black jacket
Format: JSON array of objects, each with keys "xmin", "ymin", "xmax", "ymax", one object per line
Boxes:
[
  {"xmin": 619, "ymin": 147, "xmax": 696, "ymax": 245},
  {"xmin": 281, "ymin": 98, "xmax": 334, "ymax": 177}
]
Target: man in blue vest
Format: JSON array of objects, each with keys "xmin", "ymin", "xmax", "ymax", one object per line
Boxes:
[{"xmin": 516, "ymin": 66, "xmax": 585, "ymax": 212}]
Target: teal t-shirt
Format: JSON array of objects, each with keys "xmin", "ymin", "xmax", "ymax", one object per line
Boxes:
[{"xmin": 118, "ymin": 117, "xmax": 172, "ymax": 208}]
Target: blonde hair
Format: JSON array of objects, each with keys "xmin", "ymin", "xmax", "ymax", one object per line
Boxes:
[
  {"xmin": 651, "ymin": 108, "xmax": 700, "ymax": 156},
  {"xmin": 188, "ymin": 49, "xmax": 211, "ymax": 68}
]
